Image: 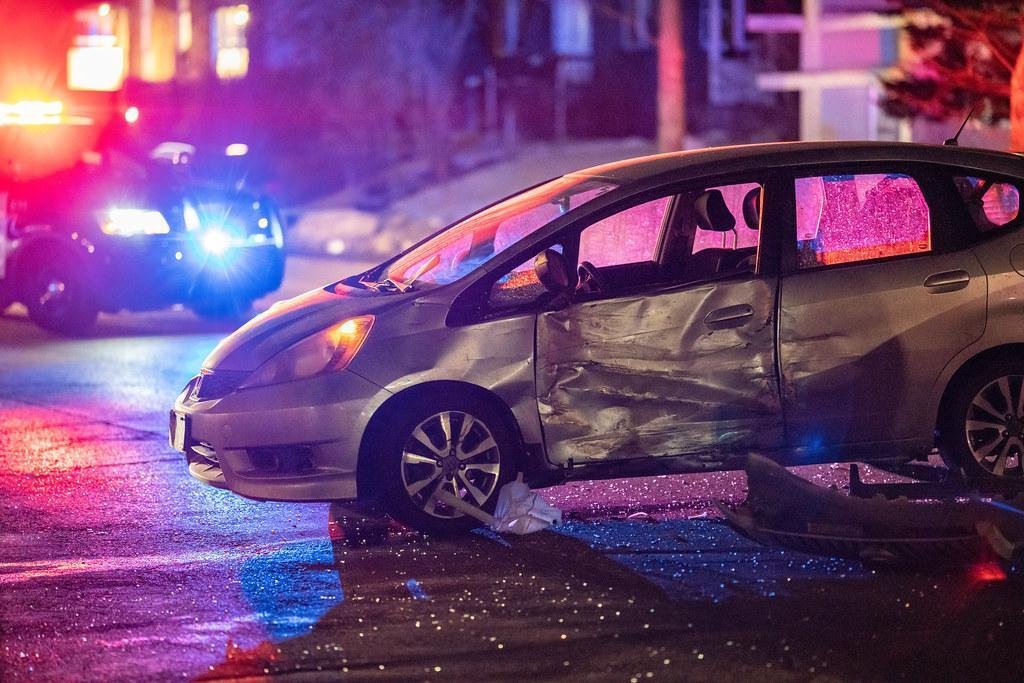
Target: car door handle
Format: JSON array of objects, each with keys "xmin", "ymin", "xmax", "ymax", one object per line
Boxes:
[
  {"xmin": 704, "ymin": 304, "xmax": 754, "ymax": 328},
  {"xmin": 923, "ymin": 270, "xmax": 971, "ymax": 293}
]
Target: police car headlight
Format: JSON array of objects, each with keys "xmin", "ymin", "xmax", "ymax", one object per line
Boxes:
[{"xmin": 99, "ymin": 209, "xmax": 171, "ymax": 236}]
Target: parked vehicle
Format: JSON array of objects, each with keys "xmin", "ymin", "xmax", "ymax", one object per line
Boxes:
[
  {"xmin": 172, "ymin": 141, "xmax": 1023, "ymax": 533},
  {"xmin": 1, "ymin": 149, "xmax": 285, "ymax": 334}
]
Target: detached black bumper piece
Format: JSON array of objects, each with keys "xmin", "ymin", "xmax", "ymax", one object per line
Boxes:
[{"xmin": 720, "ymin": 454, "xmax": 1024, "ymax": 568}]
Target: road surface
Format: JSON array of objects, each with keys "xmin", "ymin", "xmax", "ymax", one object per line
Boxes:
[{"xmin": 2, "ymin": 255, "xmax": 1023, "ymax": 681}]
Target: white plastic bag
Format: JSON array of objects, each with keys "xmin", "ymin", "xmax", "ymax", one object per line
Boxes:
[
  {"xmin": 490, "ymin": 474, "xmax": 562, "ymax": 534},
  {"xmin": 431, "ymin": 474, "xmax": 562, "ymax": 535}
]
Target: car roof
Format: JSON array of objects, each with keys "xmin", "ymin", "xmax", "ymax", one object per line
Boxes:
[{"xmin": 567, "ymin": 141, "xmax": 1024, "ymax": 185}]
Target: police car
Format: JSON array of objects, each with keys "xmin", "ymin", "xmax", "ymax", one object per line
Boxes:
[{"xmin": 1, "ymin": 129, "xmax": 285, "ymax": 335}]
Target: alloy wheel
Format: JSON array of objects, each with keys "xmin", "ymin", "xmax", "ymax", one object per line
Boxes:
[
  {"xmin": 964, "ymin": 374, "xmax": 1024, "ymax": 477},
  {"xmin": 400, "ymin": 410, "xmax": 502, "ymax": 519}
]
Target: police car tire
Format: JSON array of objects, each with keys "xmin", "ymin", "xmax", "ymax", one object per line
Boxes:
[{"xmin": 24, "ymin": 262, "xmax": 98, "ymax": 336}]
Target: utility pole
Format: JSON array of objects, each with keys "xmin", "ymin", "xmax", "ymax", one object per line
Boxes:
[
  {"xmin": 657, "ymin": 0, "xmax": 685, "ymax": 152},
  {"xmin": 1013, "ymin": 16, "xmax": 1024, "ymax": 152}
]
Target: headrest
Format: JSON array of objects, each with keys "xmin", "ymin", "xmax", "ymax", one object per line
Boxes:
[
  {"xmin": 742, "ymin": 187, "xmax": 762, "ymax": 230},
  {"xmin": 694, "ymin": 189, "xmax": 736, "ymax": 232}
]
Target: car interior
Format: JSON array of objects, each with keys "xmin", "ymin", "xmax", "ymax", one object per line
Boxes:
[
  {"xmin": 481, "ymin": 181, "xmax": 765, "ymax": 317},
  {"xmin": 576, "ymin": 183, "xmax": 763, "ymax": 298}
]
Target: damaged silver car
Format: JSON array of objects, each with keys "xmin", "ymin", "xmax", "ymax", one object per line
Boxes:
[{"xmin": 171, "ymin": 141, "xmax": 1024, "ymax": 533}]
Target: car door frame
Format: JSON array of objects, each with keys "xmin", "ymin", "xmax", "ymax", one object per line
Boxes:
[
  {"xmin": 773, "ymin": 160, "xmax": 988, "ymax": 460},
  {"xmin": 444, "ymin": 170, "xmax": 788, "ymax": 474}
]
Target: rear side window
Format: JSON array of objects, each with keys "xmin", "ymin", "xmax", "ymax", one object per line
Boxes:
[
  {"xmin": 954, "ymin": 175, "xmax": 1021, "ymax": 233},
  {"xmin": 795, "ymin": 173, "xmax": 931, "ymax": 269}
]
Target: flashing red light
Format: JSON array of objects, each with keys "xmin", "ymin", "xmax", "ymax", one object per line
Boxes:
[{"xmin": 0, "ymin": 100, "xmax": 64, "ymax": 126}]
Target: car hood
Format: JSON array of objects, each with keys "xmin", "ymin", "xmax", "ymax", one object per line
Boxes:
[{"xmin": 202, "ymin": 284, "xmax": 404, "ymax": 372}]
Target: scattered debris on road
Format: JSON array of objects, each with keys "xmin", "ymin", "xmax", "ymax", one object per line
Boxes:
[{"xmin": 721, "ymin": 454, "xmax": 1024, "ymax": 567}]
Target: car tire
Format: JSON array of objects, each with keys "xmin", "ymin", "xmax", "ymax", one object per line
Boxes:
[
  {"xmin": 940, "ymin": 358, "xmax": 1024, "ymax": 480},
  {"xmin": 379, "ymin": 394, "xmax": 518, "ymax": 535},
  {"xmin": 23, "ymin": 260, "xmax": 98, "ymax": 335}
]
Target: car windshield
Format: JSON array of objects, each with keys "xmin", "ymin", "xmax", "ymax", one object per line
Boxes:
[{"xmin": 364, "ymin": 176, "xmax": 616, "ymax": 291}]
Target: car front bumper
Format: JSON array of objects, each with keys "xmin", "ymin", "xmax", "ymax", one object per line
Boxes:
[{"xmin": 171, "ymin": 370, "xmax": 390, "ymax": 502}]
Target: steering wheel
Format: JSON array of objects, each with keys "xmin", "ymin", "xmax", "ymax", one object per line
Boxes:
[
  {"xmin": 577, "ymin": 261, "xmax": 606, "ymax": 294},
  {"xmin": 730, "ymin": 252, "xmax": 757, "ymax": 273},
  {"xmin": 719, "ymin": 249, "xmax": 756, "ymax": 274}
]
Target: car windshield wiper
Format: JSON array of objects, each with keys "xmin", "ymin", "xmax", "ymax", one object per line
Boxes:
[
  {"xmin": 372, "ymin": 254, "xmax": 442, "ymax": 293},
  {"xmin": 357, "ymin": 276, "xmax": 408, "ymax": 293}
]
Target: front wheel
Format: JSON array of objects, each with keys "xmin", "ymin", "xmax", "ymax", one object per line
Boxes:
[
  {"xmin": 379, "ymin": 396, "xmax": 518, "ymax": 534},
  {"xmin": 23, "ymin": 262, "xmax": 98, "ymax": 335},
  {"xmin": 940, "ymin": 359, "xmax": 1024, "ymax": 480}
]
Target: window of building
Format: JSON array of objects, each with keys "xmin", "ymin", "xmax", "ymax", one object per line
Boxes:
[
  {"xmin": 579, "ymin": 196, "xmax": 671, "ymax": 268},
  {"xmin": 213, "ymin": 4, "xmax": 250, "ymax": 80},
  {"xmin": 620, "ymin": 0, "xmax": 654, "ymax": 51},
  {"xmin": 67, "ymin": 4, "xmax": 129, "ymax": 91},
  {"xmin": 954, "ymin": 175, "xmax": 1021, "ymax": 233},
  {"xmin": 795, "ymin": 173, "xmax": 931, "ymax": 269},
  {"xmin": 551, "ymin": 0, "xmax": 593, "ymax": 57},
  {"xmin": 178, "ymin": 0, "xmax": 193, "ymax": 54}
]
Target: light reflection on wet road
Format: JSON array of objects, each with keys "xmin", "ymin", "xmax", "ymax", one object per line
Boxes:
[{"xmin": 2, "ymin": 261, "xmax": 1024, "ymax": 681}]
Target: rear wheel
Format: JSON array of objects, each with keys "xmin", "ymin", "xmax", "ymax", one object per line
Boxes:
[
  {"xmin": 379, "ymin": 395, "xmax": 518, "ymax": 534},
  {"xmin": 23, "ymin": 261, "xmax": 98, "ymax": 335},
  {"xmin": 940, "ymin": 358, "xmax": 1024, "ymax": 480}
]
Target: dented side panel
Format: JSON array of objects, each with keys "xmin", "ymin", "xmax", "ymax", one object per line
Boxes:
[
  {"xmin": 778, "ymin": 250, "xmax": 986, "ymax": 448},
  {"xmin": 537, "ymin": 277, "xmax": 783, "ymax": 467}
]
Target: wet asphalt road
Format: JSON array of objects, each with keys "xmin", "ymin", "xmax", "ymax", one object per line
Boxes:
[{"xmin": 3, "ymin": 256, "xmax": 1024, "ymax": 682}]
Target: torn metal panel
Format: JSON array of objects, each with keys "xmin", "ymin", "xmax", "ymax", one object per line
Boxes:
[
  {"xmin": 537, "ymin": 278, "xmax": 782, "ymax": 467},
  {"xmin": 777, "ymin": 250, "xmax": 986, "ymax": 448},
  {"xmin": 722, "ymin": 454, "xmax": 1024, "ymax": 567}
]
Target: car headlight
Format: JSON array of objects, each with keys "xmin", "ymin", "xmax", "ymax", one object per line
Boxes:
[
  {"xmin": 99, "ymin": 209, "xmax": 171, "ymax": 236},
  {"xmin": 241, "ymin": 315, "xmax": 374, "ymax": 388}
]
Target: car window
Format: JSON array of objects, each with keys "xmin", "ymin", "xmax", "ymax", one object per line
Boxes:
[
  {"xmin": 795, "ymin": 173, "xmax": 931, "ymax": 269},
  {"xmin": 954, "ymin": 175, "xmax": 1021, "ymax": 233},
  {"xmin": 675, "ymin": 181, "xmax": 763, "ymax": 284},
  {"xmin": 690, "ymin": 182, "xmax": 761, "ymax": 254},
  {"xmin": 489, "ymin": 243, "xmax": 566, "ymax": 310},
  {"xmin": 578, "ymin": 196, "xmax": 671, "ymax": 267}
]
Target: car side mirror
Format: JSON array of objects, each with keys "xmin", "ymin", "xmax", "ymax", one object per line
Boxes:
[
  {"xmin": 534, "ymin": 248, "xmax": 571, "ymax": 295},
  {"xmin": 694, "ymin": 189, "xmax": 736, "ymax": 232}
]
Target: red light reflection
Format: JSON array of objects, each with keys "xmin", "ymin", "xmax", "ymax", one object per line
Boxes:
[{"xmin": 969, "ymin": 561, "xmax": 1007, "ymax": 584}]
